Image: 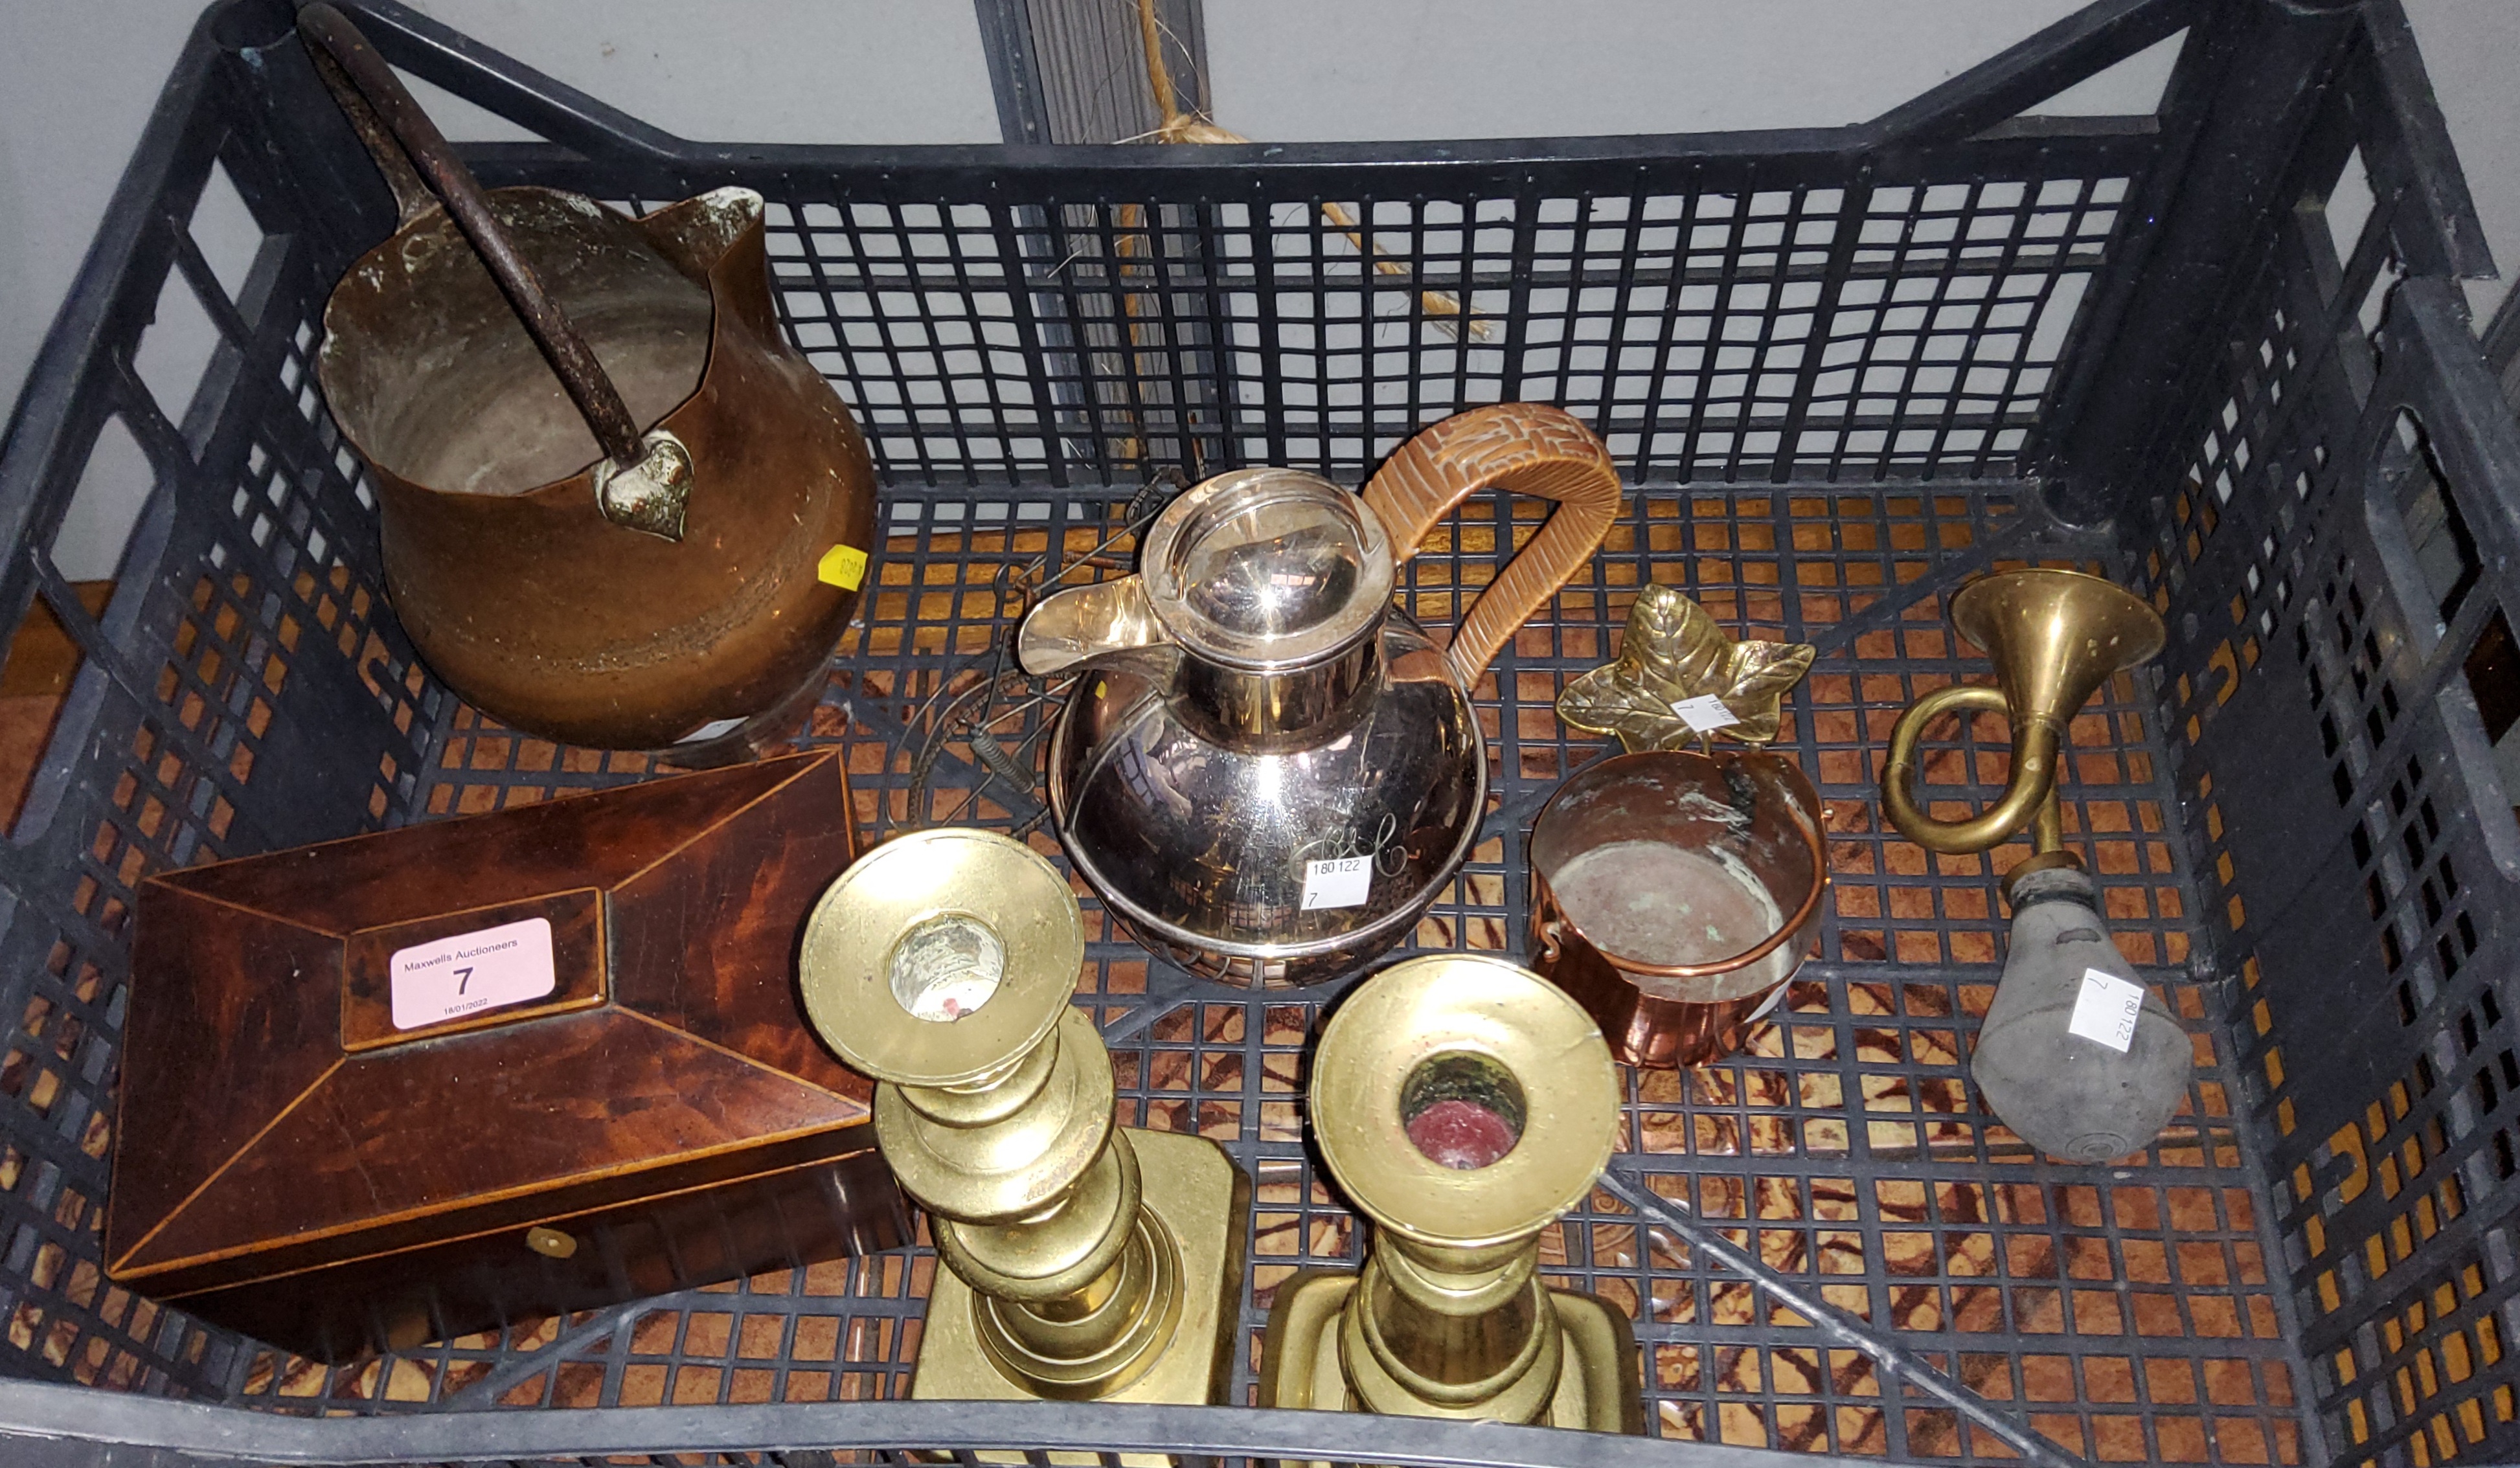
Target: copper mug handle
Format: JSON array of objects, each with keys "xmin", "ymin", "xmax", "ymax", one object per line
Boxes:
[{"xmin": 1362, "ymin": 404, "xmax": 1624, "ymax": 688}]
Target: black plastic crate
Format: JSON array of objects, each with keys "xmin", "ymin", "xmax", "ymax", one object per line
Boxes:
[{"xmin": 0, "ymin": 1, "xmax": 2503, "ymax": 1464}]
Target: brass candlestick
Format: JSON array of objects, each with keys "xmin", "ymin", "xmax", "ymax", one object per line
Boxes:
[
  {"xmin": 800, "ymin": 828, "xmax": 1247, "ymax": 1405},
  {"xmin": 1260, "ymin": 954, "xmax": 1640, "ymax": 1431}
]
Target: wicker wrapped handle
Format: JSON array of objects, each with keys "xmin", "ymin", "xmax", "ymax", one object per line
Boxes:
[{"xmin": 1362, "ymin": 404, "xmax": 1623, "ymax": 687}]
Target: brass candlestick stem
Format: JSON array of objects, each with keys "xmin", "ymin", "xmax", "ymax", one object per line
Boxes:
[
  {"xmin": 1260, "ymin": 954, "xmax": 1640, "ymax": 1431},
  {"xmin": 800, "ymin": 829, "xmax": 1245, "ymax": 1406}
]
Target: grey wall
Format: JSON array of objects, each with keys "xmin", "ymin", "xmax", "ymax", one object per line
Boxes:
[
  {"xmin": 0, "ymin": 0, "xmax": 1006, "ymax": 471},
  {"xmin": 0, "ymin": 2, "xmax": 203, "ymax": 440},
  {"xmin": 3, "ymin": 1, "xmax": 2515, "ymax": 576},
  {"xmin": 388, "ymin": 0, "xmax": 1003, "ymax": 144},
  {"xmin": 2400, "ymin": 0, "xmax": 2520, "ymax": 324},
  {"xmin": 1205, "ymin": 0, "xmax": 2174, "ymax": 139}
]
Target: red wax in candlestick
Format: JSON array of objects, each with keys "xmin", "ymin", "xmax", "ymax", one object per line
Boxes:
[{"xmin": 1404, "ymin": 1099, "xmax": 1519, "ymax": 1169}]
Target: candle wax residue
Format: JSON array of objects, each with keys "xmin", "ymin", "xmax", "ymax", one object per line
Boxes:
[
  {"xmin": 1403, "ymin": 1099, "xmax": 1520, "ymax": 1169},
  {"xmin": 1552, "ymin": 839, "xmax": 1782, "ymax": 982}
]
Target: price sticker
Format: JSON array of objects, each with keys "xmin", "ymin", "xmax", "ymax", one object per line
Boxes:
[
  {"xmin": 817, "ymin": 543, "xmax": 868, "ymax": 591},
  {"xmin": 1672, "ymin": 695, "xmax": 1741, "ymax": 734},
  {"xmin": 1301, "ymin": 856, "xmax": 1373, "ymax": 911},
  {"xmin": 2065, "ymin": 967, "xmax": 2144, "ymax": 1054},
  {"xmin": 675, "ymin": 716, "xmax": 745, "ymax": 745},
  {"xmin": 389, "ymin": 916, "xmax": 556, "ymax": 1032}
]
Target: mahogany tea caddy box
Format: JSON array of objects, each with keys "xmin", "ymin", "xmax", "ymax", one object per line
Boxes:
[{"xmin": 105, "ymin": 750, "xmax": 902, "ymax": 1361}]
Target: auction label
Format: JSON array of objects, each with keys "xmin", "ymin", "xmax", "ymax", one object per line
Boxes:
[
  {"xmin": 2065, "ymin": 967, "xmax": 2143, "ymax": 1054},
  {"xmin": 817, "ymin": 543, "xmax": 869, "ymax": 591},
  {"xmin": 389, "ymin": 916, "xmax": 556, "ymax": 1031},
  {"xmin": 1672, "ymin": 695, "xmax": 1742, "ymax": 734},
  {"xmin": 1301, "ymin": 856, "xmax": 1373, "ymax": 911}
]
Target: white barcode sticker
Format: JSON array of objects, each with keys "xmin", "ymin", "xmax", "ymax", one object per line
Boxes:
[
  {"xmin": 390, "ymin": 917, "xmax": 557, "ymax": 1031},
  {"xmin": 2065, "ymin": 967, "xmax": 2144, "ymax": 1054},
  {"xmin": 1672, "ymin": 695, "xmax": 1741, "ymax": 733},
  {"xmin": 1301, "ymin": 857, "xmax": 1373, "ymax": 911}
]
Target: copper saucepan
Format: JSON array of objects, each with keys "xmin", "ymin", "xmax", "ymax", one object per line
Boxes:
[
  {"xmin": 301, "ymin": 5, "xmax": 876, "ymax": 753},
  {"xmin": 1528, "ymin": 749, "xmax": 1828, "ymax": 1068}
]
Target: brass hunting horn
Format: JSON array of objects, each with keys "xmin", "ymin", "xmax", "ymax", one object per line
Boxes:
[
  {"xmin": 1880, "ymin": 567, "xmax": 2164, "ymax": 868},
  {"xmin": 1880, "ymin": 567, "xmax": 2194, "ymax": 1164}
]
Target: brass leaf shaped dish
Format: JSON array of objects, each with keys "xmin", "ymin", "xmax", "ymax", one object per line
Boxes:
[{"xmin": 1556, "ymin": 585, "xmax": 1815, "ymax": 751}]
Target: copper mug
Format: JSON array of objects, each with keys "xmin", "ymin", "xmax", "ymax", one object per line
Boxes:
[
  {"xmin": 302, "ymin": 6, "xmax": 876, "ymax": 752},
  {"xmin": 1528, "ymin": 750, "xmax": 1827, "ymax": 1067}
]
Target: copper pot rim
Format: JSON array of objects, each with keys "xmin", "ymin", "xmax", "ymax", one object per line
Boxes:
[
  {"xmin": 320, "ymin": 185, "xmax": 761, "ymax": 508},
  {"xmin": 1531, "ymin": 747, "xmax": 1828, "ymax": 981}
]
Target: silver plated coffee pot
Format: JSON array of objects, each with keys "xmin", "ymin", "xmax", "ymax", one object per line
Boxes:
[{"xmin": 1017, "ymin": 405, "xmax": 1622, "ymax": 986}]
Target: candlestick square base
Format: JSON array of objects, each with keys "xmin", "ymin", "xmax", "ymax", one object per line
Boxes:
[
  {"xmin": 1258, "ymin": 1270, "xmax": 1640, "ymax": 1434},
  {"xmin": 914, "ymin": 1127, "xmax": 1247, "ymax": 1423}
]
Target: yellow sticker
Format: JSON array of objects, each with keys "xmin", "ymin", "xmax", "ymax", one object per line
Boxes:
[{"xmin": 817, "ymin": 543, "xmax": 868, "ymax": 591}]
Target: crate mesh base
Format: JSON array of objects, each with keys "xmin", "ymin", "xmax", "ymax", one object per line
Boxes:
[
  {"xmin": 169, "ymin": 482, "xmax": 2304, "ymax": 1465},
  {"xmin": 12, "ymin": 3, "xmax": 2519, "ymax": 1460}
]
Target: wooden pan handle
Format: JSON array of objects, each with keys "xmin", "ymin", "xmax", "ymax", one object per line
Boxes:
[{"xmin": 1361, "ymin": 404, "xmax": 1622, "ymax": 687}]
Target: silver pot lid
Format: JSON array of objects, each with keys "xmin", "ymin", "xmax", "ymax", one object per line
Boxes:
[{"xmin": 1141, "ymin": 468, "xmax": 1395, "ymax": 671}]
